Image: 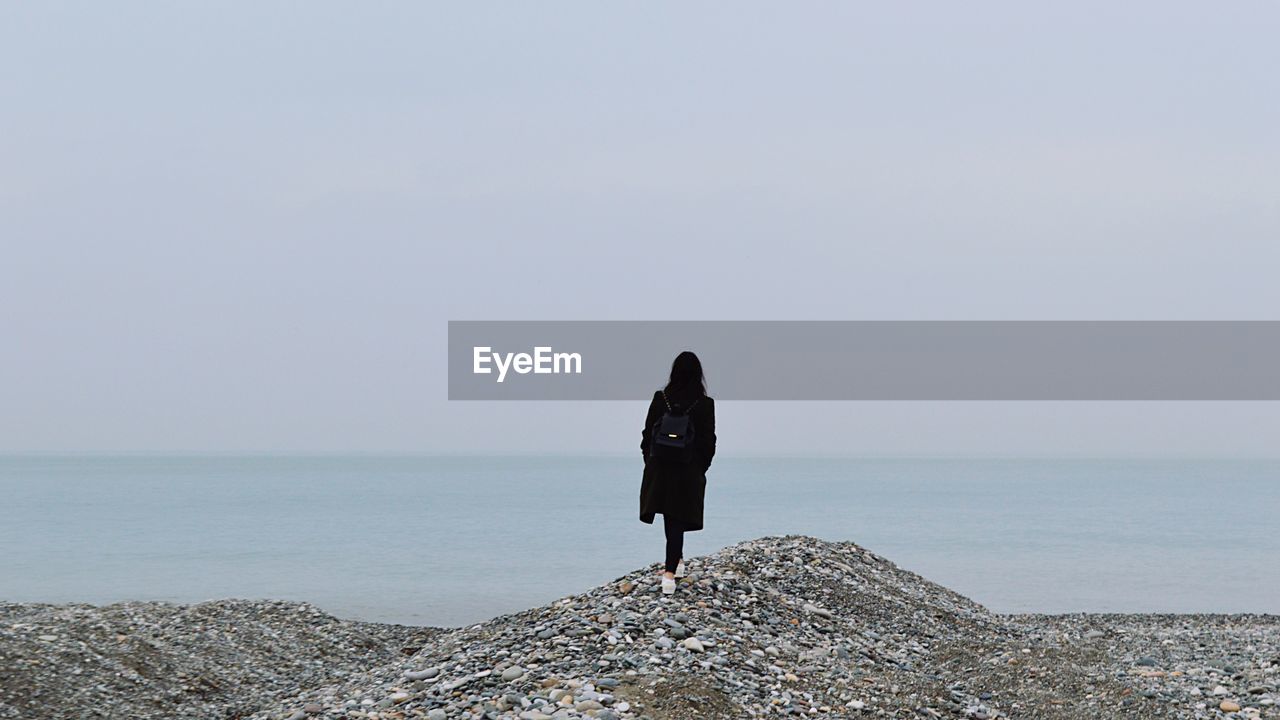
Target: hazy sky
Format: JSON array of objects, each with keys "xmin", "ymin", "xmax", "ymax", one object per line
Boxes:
[{"xmin": 2, "ymin": 3, "xmax": 1277, "ymax": 454}]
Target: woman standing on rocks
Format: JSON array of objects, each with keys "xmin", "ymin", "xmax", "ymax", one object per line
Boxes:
[{"xmin": 640, "ymin": 351, "xmax": 716, "ymax": 595}]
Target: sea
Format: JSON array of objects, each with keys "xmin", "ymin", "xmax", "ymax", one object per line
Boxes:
[{"xmin": 1, "ymin": 455, "xmax": 1276, "ymax": 627}]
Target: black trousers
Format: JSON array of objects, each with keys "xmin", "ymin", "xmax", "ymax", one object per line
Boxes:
[{"xmin": 663, "ymin": 514, "xmax": 685, "ymax": 573}]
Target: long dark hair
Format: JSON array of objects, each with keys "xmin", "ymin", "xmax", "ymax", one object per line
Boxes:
[{"xmin": 664, "ymin": 351, "xmax": 707, "ymax": 403}]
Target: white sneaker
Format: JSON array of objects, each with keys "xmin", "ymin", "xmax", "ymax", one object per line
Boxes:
[
  {"xmin": 675, "ymin": 559, "xmax": 686, "ymax": 578},
  {"xmin": 661, "ymin": 576, "xmax": 676, "ymax": 595}
]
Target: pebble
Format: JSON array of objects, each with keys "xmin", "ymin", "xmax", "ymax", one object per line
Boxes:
[{"xmin": 802, "ymin": 603, "xmax": 833, "ymax": 619}]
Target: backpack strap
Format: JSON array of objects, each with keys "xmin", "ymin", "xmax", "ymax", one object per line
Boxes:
[{"xmin": 661, "ymin": 390, "xmax": 699, "ymax": 415}]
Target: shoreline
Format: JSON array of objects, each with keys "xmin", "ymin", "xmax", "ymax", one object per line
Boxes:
[{"xmin": 3, "ymin": 536, "xmax": 1277, "ymax": 719}]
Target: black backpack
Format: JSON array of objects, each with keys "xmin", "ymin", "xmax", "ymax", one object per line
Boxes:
[{"xmin": 648, "ymin": 390, "xmax": 700, "ymax": 463}]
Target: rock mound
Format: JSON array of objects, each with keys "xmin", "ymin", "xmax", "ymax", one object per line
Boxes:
[
  {"xmin": 237, "ymin": 536, "xmax": 1155, "ymax": 719},
  {"xmin": 4, "ymin": 536, "xmax": 1278, "ymax": 720},
  {"xmin": 0, "ymin": 599, "xmax": 437, "ymax": 719}
]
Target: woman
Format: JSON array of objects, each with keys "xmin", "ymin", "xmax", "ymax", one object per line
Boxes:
[{"xmin": 639, "ymin": 351, "xmax": 716, "ymax": 595}]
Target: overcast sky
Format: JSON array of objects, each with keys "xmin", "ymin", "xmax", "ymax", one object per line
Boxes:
[{"xmin": 2, "ymin": 3, "xmax": 1277, "ymax": 455}]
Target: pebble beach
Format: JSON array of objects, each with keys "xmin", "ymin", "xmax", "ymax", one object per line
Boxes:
[{"xmin": 2, "ymin": 536, "xmax": 1276, "ymax": 720}]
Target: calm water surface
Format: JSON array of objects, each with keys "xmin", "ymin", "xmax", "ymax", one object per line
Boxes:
[{"xmin": 1, "ymin": 455, "xmax": 1276, "ymax": 626}]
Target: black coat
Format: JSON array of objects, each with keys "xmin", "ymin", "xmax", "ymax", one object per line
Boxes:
[{"xmin": 639, "ymin": 390, "xmax": 716, "ymax": 531}]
